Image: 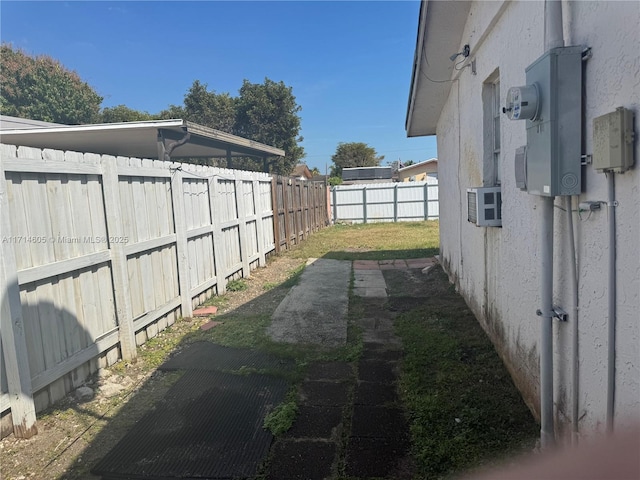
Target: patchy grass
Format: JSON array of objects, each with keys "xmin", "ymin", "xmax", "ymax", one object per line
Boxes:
[
  {"xmin": 394, "ymin": 267, "xmax": 538, "ymax": 478},
  {"xmin": 289, "ymin": 221, "xmax": 439, "ymax": 260},
  {"xmin": 263, "ymin": 388, "xmax": 299, "ymax": 436}
]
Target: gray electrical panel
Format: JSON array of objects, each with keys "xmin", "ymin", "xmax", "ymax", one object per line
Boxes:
[{"xmin": 525, "ymin": 46, "xmax": 583, "ymax": 196}]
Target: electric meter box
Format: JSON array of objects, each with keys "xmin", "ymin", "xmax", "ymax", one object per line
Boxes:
[{"xmin": 525, "ymin": 46, "xmax": 583, "ymax": 196}]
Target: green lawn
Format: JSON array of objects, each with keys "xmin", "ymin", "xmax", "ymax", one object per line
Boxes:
[{"xmin": 290, "ymin": 220, "xmax": 439, "ymax": 260}]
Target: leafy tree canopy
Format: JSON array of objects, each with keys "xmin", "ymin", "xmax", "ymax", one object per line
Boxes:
[
  {"xmin": 181, "ymin": 80, "xmax": 236, "ymax": 132},
  {"xmin": 330, "ymin": 142, "xmax": 384, "ymax": 177},
  {"xmin": 234, "ymin": 78, "xmax": 304, "ymax": 175},
  {"xmin": 100, "ymin": 104, "xmax": 155, "ymax": 123},
  {"xmin": 1, "ymin": 43, "xmax": 103, "ymax": 124}
]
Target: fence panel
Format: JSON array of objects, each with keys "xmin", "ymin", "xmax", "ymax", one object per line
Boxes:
[
  {"xmin": 1, "ymin": 144, "xmax": 327, "ymax": 438},
  {"xmin": 331, "ymin": 180, "xmax": 439, "ymax": 223},
  {"xmin": 271, "ymin": 177, "xmax": 328, "ymax": 253}
]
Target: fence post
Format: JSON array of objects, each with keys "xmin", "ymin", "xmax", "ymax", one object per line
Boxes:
[
  {"xmin": 170, "ymin": 165, "xmax": 193, "ymax": 318},
  {"xmin": 424, "ymin": 182, "xmax": 429, "ymax": 220},
  {"xmin": 208, "ymin": 173, "xmax": 227, "ymax": 294},
  {"xmin": 283, "ymin": 179, "xmax": 292, "ymax": 249},
  {"xmin": 270, "ymin": 177, "xmax": 281, "ymax": 254},
  {"xmin": 0, "ymin": 151, "xmax": 37, "ymax": 438},
  {"xmin": 235, "ymin": 178, "xmax": 251, "ymax": 278},
  {"xmin": 332, "ymin": 187, "xmax": 337, "ymax": 223},
  {"xmin": 393, "ymin": 184, "xmax": 399, "ymax": 222},
  {"xmin": 362, "ymin": 187, "xmax": 368, "ymax": 224},
  {"xmin": 101, "ymin": 155, "xmax": 137, "ymax": 361},
  {"xmin": 0, "ymin": 154, "xmax": 38, "ymax": 438},
  {"xmin": 252, "ymin": 175, "xmax": 266, "ymax": 267}
]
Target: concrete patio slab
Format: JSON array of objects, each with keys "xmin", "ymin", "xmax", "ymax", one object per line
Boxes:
[{"xmin": 268, "ymin": 258, "xmax": 351, "ymax": 347}]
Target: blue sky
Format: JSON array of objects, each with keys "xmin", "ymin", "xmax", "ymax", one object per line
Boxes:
[{"xmin": 1, "ymin": 1, "xmax": 437, "ymax": 172}]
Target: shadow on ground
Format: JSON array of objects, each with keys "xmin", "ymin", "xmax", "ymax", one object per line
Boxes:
[
  {"xmin": 35, "ymin": 250, "xmax": 536, "ymax": 480},
  {"xmin": 52, "ymin": 254, "xmax": 360, "ymax": 479}
]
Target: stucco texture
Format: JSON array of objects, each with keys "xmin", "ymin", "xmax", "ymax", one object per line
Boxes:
[{"xmin": 434, "ymin": 0, "xmax": 639, "ymax": 439}]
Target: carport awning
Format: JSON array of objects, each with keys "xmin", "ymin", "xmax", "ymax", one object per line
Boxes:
[{"xmin": 0, "ymin": 119, "xmax": 285, "ymax": 160}]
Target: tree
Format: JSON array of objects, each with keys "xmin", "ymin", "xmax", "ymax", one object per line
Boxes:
[
  {"xmin": 181, "ymin": 80, "xmax": 236, "ymax": 132},
  {"xmin": 330, "ymin": 142, "xmax": 384, "ymax": 177},
  {"xmin": 100, "ymin": 104, "xmax": 155, "ymax": 123},
  {"xmin": 310, "ymin": 167, "xmax": 321, "ymax": 176},
  {"xmin": 234, "ymin": 78, "xmax": 304, "ymax": 174},
  {"xmin": 0, "ymin": 44, "xmax": 103, "ymax": 124},
  {"xmin": 157, "ymin": 104, "xmax": 186, "ymax": 120}
]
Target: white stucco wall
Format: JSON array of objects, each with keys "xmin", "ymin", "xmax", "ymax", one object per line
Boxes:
[{"xmin": 436, "ymin": 0, "xmax": 639, "ymax": 440}]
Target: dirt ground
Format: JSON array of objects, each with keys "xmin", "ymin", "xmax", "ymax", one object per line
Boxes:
[{"xmin": 0, "ymin": 255, "xmax": 305, "ymax": 480}]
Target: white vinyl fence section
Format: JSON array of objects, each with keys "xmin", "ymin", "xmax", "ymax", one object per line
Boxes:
[
  {"xmin": 0, "ymin": 144, "xmax": 276, "ymax": 437},
  {"xmin": 331, "ymin": 179, "xmax": 439, "ymax": 223}
]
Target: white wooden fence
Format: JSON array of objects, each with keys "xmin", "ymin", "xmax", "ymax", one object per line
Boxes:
[
  {"xmin": 0, "ymin": 144, "xmax": 278, "ymax": 437},
  {"xmin": 331, "ymin": 180, "xmax": 439, "ymax": 223}
]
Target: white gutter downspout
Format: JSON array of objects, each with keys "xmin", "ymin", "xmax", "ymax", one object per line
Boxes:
[{"xmin": 539, "ymin": 0, "xmax": 564, "ymax": 449}]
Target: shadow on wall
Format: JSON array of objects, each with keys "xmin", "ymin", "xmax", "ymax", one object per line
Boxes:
[{"xmin": 1, "ymin": 290, "xmax": 118, "ymax": 440}]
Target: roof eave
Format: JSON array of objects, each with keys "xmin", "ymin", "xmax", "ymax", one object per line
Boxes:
[{"xmin": 406, "ymin": 1, "xmax": 471, "ymax": 138}]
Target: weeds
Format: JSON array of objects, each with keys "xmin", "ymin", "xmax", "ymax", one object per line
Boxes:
[
  {"xmin": 227, "ymin": 279, "xmax": 248, "ymax": 292},
  {"xmin": 263, "ymin": 389, "xmax": 299, "ymax": 436}
]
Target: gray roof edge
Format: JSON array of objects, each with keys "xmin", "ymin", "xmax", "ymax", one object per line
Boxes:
[
  {"xmin": 184, "ymin": 121, "xmax": 284, "ymax": 157},
  {"xmin": 397, "ymin": 158, "xmax": 438, "ymax": 173},
  {"xmin": 0, "ymin": 118, "xmax": 186, "ymax": 134}
]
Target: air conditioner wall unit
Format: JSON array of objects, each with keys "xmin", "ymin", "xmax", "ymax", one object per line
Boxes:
[{"xmin": 467, "ymin": 186, "xmax": 502, "ymax": 227}]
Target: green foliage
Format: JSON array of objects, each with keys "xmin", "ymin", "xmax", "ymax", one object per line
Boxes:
[
  {"xmin": 1, "ymin": 44, "xmax": 103, "ymax": 124},
  {"xmin": 328, "ymin": 176, "xmax": 343, "ymax": 186},
  {"xmin": 100, "ymin": 104, "xmax": 155, "ymax": 123},
  {"xmin": 234, "ymin": 78, "xmax": 304, "ymax": 175},
  {"xmin": 181, "ymin": 80, "xmax": 237, "ymax": 132},
  {"xmin": 330, "ymin": 142, "xmax": 384, "ymax": 177},
  {"xmin": 157, "ymin": 104, "xmax": 187, "ymax": 120},
  {"xmin": 226, "ymin": 279, "xmax": 248, "ymax": 292},
  {"xmin": 263, "ymin": 389, "xmax": 299, "ymax": 435}
]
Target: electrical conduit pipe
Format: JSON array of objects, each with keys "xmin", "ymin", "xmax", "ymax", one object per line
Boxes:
[{"xmin": 539, "ymin": 0, "xmax": 565, "ymax": 449}]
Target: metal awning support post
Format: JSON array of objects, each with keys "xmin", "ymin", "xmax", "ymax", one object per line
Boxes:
[{"xmin": 157, "ymin": 128, "xmax": 191, "ymax": 161}]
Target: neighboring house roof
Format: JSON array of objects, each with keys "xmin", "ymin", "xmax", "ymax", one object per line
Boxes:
[
  {"xmin": 342, "ymin": 166, "xmax": 393, "ymax": 182},
  {"xmin": 0, "ymin": 119, "xmax": 285, "ymax": 160},
  {"xmin": 0, "ymin": 115, "xmax": 61, "ymax": 129},
  {"xmin": 406, "ymin": 1, "xmax": 471, "ymax": 137},
  {"xmin": 291, "ymin": 164, "xmax": 313, "ymax": 180},
  {"xmin": 397, "ymin": 158, "xmax": 438, "ymax": 175}
]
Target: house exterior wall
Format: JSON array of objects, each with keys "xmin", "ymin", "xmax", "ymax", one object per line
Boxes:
[
  {"xmin": 398, "ymin": 161, "xmax": 438, "ymax": 182},
  {"xmin": 436, "ymin": 0, "xmax": 639, "ymax": 439}
]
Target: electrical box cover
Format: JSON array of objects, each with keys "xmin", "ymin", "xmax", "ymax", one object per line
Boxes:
[
  {"xmin": 525, "ymin": 46, "xmax": 583, "ymax": 196},
  {"xmin": 593, "ymin": 107, "xmax": 635, "ymax": 173}
]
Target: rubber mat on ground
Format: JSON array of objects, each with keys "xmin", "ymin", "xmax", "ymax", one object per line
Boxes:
[
  {"xmin": 91, "ymin": 370, "xmax": 288, "ymax": 479},
  {"xmin": 159, "ymin": 341, "xmax": 294, "ymax": 372}
]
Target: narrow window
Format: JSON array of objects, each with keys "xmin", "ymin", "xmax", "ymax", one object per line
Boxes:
[
  {"xmin": 482, "ymin": 70, "xmax": 501, "ymax": 186},
  {"xmin": 492, "ymin": 79, "xmax": 501, "ymax": 185}
]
